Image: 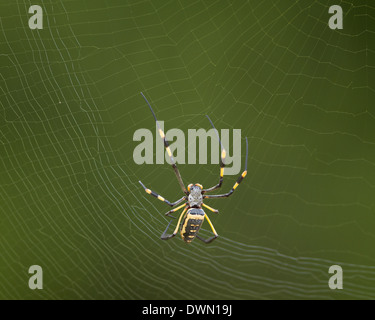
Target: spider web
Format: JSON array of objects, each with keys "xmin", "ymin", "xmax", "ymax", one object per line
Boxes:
[{"xmin": 0, "ymin": 0, "xmax": 375, "ymax": 299}]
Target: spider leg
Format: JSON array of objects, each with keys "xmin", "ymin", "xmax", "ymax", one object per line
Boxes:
[
  {"xmin": 141, "ymin": 92, "xmax": 187, "ymax": 194},
  {"xmin": 203, "ymin": 116, "xmax": 226, "ymax": 193},
  {"xmin": 196, "ymin": 234, "xmax": 218, "ymax": 244},
  {"xmin": 202, "ymin": 203, "xmax": 219, "ymax": 214},
  {"xmin": 139, "ymin": 181, "xmax": 185, "ymax": 207},
  {"xmin": 161, "ymin": 207, "xmax": 187, "ymax": 240},
  {"xmin": 196, "ymin": 213, "xmax": 218, "ymax": 243},
  {"xmin": 204, "ymin": 137, "xmax": 248, "ymax": 199},
  {"xmin": 203, "ymin": 170, "xmax": 247, "ymax": 199},
  {"xmin": 164, "ymin": 203, "xmax": 187, "ymax": 217},
  {"xmin": 160, "ymin": 220, "xmax": 175, "ymax": 239}
]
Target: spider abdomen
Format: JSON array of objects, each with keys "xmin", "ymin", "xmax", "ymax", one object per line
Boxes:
[{"xmin": 180, "ymin": 208, "xmax": 205, "ymax": 243}]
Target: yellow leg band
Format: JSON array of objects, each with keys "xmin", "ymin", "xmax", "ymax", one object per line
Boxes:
[
  {"xmin": 202, "ymin": 203, "xmax": 218, "ymax": 213},
  {"xmin": 204, "ymin": 213, "xmax": 218, "ymax": 236},
  {"xmin": 159, "ymin": 129, "xmax": 165, "ymax": 139},
  {"xmin": 221, "ymin": 149, "xmax": 226, "ymax": 160},
  {"xmin": 171, "ymin": 203, "xmax": 186, "ymax": 213}
]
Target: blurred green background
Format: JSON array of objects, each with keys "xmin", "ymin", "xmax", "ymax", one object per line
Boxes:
[{"xmin": 0, "ymin": 0, "xmax": 375, "ymax": 299}]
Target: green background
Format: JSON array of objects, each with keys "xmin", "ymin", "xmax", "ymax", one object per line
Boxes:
[{"xmin": 1, "ymin": 0, "xmax": 375, "ymax": 299}]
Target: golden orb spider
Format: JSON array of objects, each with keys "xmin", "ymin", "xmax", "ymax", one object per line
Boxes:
[{"xmin": 138, "ymin": 92, "xmax": 248, "ymax": 244}]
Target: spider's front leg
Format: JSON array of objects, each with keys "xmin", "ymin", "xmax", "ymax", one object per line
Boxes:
[
  {"xmin": 203, "ymin": 169, "xmax": 247, "ymax": 199},
  {"xmin": 139, "ymin": 181, "xmax": 186, "ymax": 207},
  {"xmin": 204, "ymin": 137, "xmax": 248, "ymax": 199},
  {"xmin": 203, "ymin": 116, "xmax": 226, "ymax": 193}
]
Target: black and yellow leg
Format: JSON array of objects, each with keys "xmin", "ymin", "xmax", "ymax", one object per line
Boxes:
[
  {"xmin": 196, "ymin": 213, "xmax": 218, "ymax": 244},
  {"xmin": 161, "ymin": 207, "xmax": 187, "ymax": 240},
  {"xmin": 139, "ymin": 180, "xmax": 186, "ymax": 207},
  {"xmin": 164, "ymin": 203, "xmax": 187, "ymax": 218},
  {"xmin": 203, "ymin": 116, "xmax": 226, "ymax": 193},
  {"xmin": 202, "ymin": 203, "xmax": 219, "ymax": 214},
  {"xmin": 141, "ymin": 92, "xmax": 187, "ymax": 194},
  {"xmin": 204, "ymin": 170, "xmax": 247, "ymax": 199},
  {"xmin": 204, "ymin": 137, "xmax": 248, "ymax": 199}
]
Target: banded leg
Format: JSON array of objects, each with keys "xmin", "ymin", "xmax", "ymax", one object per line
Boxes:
[
  {"xmin": 204, "ymin": 137, "xmax": 248, "ymax": 199},
  {"xmin": 202, "ymin": 203, "xmax": 219, "ymax": 214},
  {"xmin": 161, "ymin": 207, "xmax": 187, "ymax": 240},
  {"xmin": 141, "ymin": 92, "xmax": 187, "ymax": 194},
  {"xmin": 139, "ymin": 181, "xmax": 185, "ymax": 207},
  {"xmin": 196, "ymin": 213, "xmax": 218, "ymax": 244},
  {"xmin": 203, "ymin": 116, "xmax": 226, "ymax": 193},
  {"xmin": 164, "ymin": 203, "xmax": 187, "ymax": 218}
]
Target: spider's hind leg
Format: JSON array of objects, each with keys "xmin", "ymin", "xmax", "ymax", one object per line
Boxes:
[
  {"xmin": 196, "ymin": 213, "xmax": 219, "ymax": 244},
  {"xmin": 160, "ymin": 207, "xmax": 187, "ymax": 240},
  {"xmin": 160, "ymin": 220, "xmax": 176, "ymax": 240},
  {"xmin": 196, "ymin": 234, "xmax": 218, "ymax": 244}
]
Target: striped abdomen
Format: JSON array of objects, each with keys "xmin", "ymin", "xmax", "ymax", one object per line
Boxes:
[{"xmin": 180, "ymin": 208, "xmax": 205, "ymax": 243}]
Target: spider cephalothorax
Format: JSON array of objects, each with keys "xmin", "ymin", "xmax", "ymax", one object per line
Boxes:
[
  {"xmin": 187, "ymin": 184, "xmax": 203, "ymax": 207},
  {"xmin": 138, "ymin": 92, "xmax": 248, "ymax": 244}
]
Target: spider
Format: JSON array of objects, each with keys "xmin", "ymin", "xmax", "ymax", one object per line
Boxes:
[{"xmin": 138, "ymin": 92, "xmax": 248, "ymax": 244}]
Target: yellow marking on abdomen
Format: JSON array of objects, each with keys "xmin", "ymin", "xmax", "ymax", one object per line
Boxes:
[
  {"xmin": 187, "ymin": 213, "xmax": 204, "ymax": 221},
  {"xmin": 180, "ymin": 213, "xmax": 204, "ymax": 238}
]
